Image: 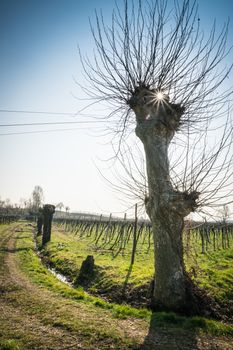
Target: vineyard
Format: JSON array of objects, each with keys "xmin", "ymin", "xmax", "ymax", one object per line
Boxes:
[
  {"xmin": 1, "ymin": 213, "xmax": 233, "ymax": 309},
  {"xmin": 53, "ymin": 215, "xmax": 233, "ymax": 256},
  {"xmin": 18, "ymin": 212, "xmax": 229, "ymax": 315},
  {"xmin": 0, "ymin": 214, "xmax": 20, "ymax": 224},
  {"xmin": 1, "ymin": 222, "xmax": 233, "ymax": 350}
]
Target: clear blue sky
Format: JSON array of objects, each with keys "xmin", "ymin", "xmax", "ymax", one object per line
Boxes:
[{"xmin": 0, "ymin": 0, "xmax": 233, "ymax": 218}]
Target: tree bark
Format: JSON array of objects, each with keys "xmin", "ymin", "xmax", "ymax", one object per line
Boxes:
[
  {"xmin": 37, "ymin": 208, "xmax": 44, "ymax": 236},
  {"xmin": 128, "ymin": 87, "xmax": 199, "ymax": 311},
  {"xmin": 42, "ymin": 204, "xmax": 55, "ymax": 246}
]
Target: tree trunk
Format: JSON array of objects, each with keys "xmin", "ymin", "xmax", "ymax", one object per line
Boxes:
[
  {"xmin": 42, "ymin": 204, "xmax": 55, "ymax": 246},
  {"xmin": 37, "ymin": 209, "xmax": 44, "ymax": 236},
  {"xmin": 129, "ymin": 87, "xmax": 199, "ymax": 311},
  {"xmin": 150, "ymin": 216, "xmax": 186, "ymax": 310}
]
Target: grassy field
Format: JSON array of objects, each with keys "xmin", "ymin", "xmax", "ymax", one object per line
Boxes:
[
  {"xmin": 1, "ymin": 221, "xmax": 233, "ymax": 349},
  {"xmin": 38, "ymin": 225, "xmax": 154, "ymax": 302},
  {"xmin": 39, "ymin": 223, "xmax": 233, "ymax": 307}
]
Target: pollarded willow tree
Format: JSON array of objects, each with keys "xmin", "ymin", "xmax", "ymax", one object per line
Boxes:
[{"xmin": 80, "ymin": 0, "xmax": 233, "ymax": 312}]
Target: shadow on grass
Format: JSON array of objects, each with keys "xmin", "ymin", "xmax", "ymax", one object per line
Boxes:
[
  {"xmin": 137, "ymin": 313, "xmax": 199, "ymax": 350},
  {"xmin": 122, "ymin": 264, "xmax": 133, "ymax": 296},
  {"xmin": 0, "ymin": 247, "xmax": 31, "ymax": 253}
]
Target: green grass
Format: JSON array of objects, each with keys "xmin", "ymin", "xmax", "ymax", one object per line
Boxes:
[
  {"xmin": 40, "ymin": 224, "xmax": 233, "ymax": 307},
  {"xmin": 0, "ymin": 339, "xmax": 22, "ymax": 350},
  {"xmin": 14, "ymin": 226, "xmax": 233, "ymax": 336},
  {"xmin": 37, "ymin": 226, "xmax": 154, "ymax": 293},
  {"xmin": 1, "ymin": 222, "xmax": 232, "ymax": 344},
  {"xmin": 151, "ymin": 312, "xmax": 233, "ymax": 336},
  {"xmin": 14, "ymin": 226, "xmax": 233, "ymax": 339},
  {"xmin": 184, "ymin": 234, "xmax": 233, "ymax": 303},
  {"xmin": 17, "ymin": 227, "xmax": 151, "ymax": 320},
  {"xmin": 0, "ymin": 223, "xmax": 140, "ymax": 349},
  {"xmin": 13, "ymin": 223, "xmax": 233, "ymax": 336}
]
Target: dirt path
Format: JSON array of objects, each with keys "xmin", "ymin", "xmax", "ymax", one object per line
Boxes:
[
  {"xmin": 0, "ymin": 223, "xmax": 233, "ymax": 350},
  {"xmin": 0, "ymin": 224, "xmax": 85, "ymax": 349}
]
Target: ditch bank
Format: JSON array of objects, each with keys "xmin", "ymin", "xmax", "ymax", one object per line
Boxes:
[
  {"xmin": 34, "ymin": 228, "xmax": 233, "ymax": 322},
  {"xmin": 34, "ymin": 230, "xmax": 153, "ymax": 308}
]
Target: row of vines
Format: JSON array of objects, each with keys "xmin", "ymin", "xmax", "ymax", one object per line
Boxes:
[
  {"xmin": 1, "ymin": 212, "xmax": 232, "ymax": 256},
  {"xmin": 54, "ymin": 215, "xmax": 233, "ymax": 256},
  {"xmin": 0, "ymin": 214, "xmax": 20, "ymax": 224}
]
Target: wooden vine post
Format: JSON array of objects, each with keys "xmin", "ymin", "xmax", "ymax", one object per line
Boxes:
[
  {"xmin": 42, "ymin": 204, "xmax": 55, "ymax": 246},
  {"xmin": 131, "ymin": 203, "xmax": 138, "ymax": 266}
]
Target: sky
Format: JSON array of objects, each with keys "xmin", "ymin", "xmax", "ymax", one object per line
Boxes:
[{"xmin": 0, "ymin": 0, "xmax": 233, "ymax": 218}]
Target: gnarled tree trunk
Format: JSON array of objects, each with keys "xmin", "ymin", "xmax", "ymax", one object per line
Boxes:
[
  {"xmin": 129, "ymin": 87, "xmax": 199, "ymax": 311},
  {"xmin": 80, "ymin": 0, "xmax": 233, "ymax": 315}
]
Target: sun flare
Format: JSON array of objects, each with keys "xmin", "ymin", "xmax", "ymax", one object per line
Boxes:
[{"xmin": 156, "ymin": 91, "xmax": 164, "ymax": 100}]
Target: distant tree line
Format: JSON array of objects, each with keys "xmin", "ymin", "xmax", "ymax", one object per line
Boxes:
[{"xmin": 0, "ymin": 186, "xmax": 70, "ymax": 220}]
